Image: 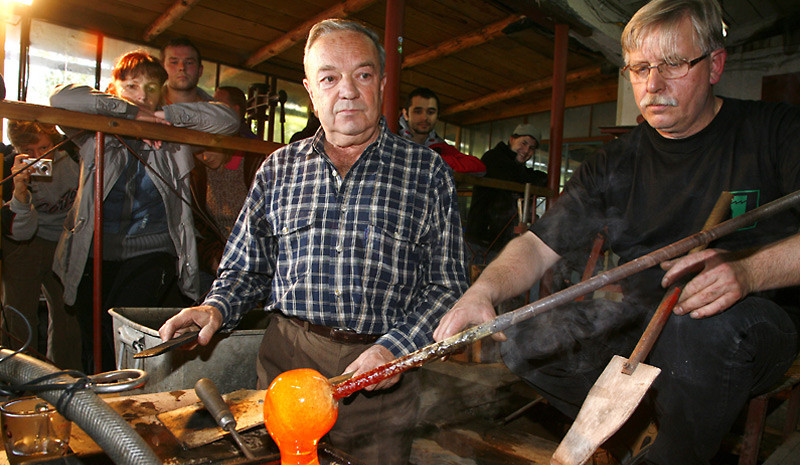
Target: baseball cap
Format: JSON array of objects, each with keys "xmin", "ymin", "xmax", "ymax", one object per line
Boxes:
[{"xmin": 512, "ymin": 123, "xmax": 541, "ymax": 144}]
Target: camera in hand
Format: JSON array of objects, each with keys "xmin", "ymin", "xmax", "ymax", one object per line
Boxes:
[{"xmin": 21, "ymin": 157, "xmax": 53, "ymax": 178}]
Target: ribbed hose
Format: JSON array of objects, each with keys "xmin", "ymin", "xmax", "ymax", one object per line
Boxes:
[{"xmin": 0, "ymin": 349, "xmax": 160, "ymax": 465}]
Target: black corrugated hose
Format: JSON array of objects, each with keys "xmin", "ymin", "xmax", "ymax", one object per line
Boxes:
[{"xmin": 0, "ymin": 306, "xmax": 160, "ymax": 465}]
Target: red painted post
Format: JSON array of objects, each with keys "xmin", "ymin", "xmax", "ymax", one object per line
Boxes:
[
  {"xmin": 540, "ymin": 23, "xmax": 569, "ymax": 298},
  {"xmin": 93, "ymin": 133, "xmax": 104, "ymax": 373},
  {"xmin": 383, "ymin": 0, "xmax": 405, "ymax": 134},
  {"xmin": 547, "ymin": 23, "xmax": 569, "ymax": 208}
]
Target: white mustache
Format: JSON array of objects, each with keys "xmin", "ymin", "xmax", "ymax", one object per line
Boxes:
[{"xmin": 640, "ymin": 95, "xmax": 678, "ymax": 107}]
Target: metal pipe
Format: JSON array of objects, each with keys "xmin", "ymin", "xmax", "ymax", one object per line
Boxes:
[
  {"xmin": 522, "ymin": 183, "xmax": 531, "ymax": 225},
  {"xmin": 94, "ymin": 34, "xmax": 103, "ymax": 90},
  {"xmin": 93, "ymin": 132, "xmax": 104, "ymax": 374},
  {"xmin": 17, "ymin": 10, "xmax": 30, "ymax": 101},
  {"xmin": 267, "ymin": 76, "xmax": 276, "ymax": 142}
]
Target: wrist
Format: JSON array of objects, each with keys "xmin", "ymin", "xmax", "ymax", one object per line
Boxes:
[
  {"xmin": 464, "ymin": 281, "xmax": 498, "ymax": 307},
  {"xmin": 12, "ymin": 189, "xmax": 30, "ymax": 204}
]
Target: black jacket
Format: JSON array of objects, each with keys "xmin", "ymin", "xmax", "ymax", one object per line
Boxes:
[{"xmin": 465, "ymin": 141, "xmax": 546, "ymax": 249}]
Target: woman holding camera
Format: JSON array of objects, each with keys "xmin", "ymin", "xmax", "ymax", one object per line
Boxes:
[{"xmin": 2, "ymin": 120, "xmax": 81, "ymax": 370}]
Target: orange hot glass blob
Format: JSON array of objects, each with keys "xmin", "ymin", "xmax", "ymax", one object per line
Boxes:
[{"xmin": 263, "ymin": 369, "xmax": 339, "ymax": 465}]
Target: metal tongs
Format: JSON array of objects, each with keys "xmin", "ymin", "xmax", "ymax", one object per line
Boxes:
[{"xmin": 133, "ymin": 330, "xmax": 200, "ymax": 359}]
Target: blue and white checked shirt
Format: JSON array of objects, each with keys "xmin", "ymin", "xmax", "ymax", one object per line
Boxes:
[{"xmin": 204, "ymin": 119, "xmax": 469, "ymax": 357}]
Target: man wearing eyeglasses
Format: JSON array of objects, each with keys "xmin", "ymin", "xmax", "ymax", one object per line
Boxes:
[{"xmin": 434, "ymin": 0, "xmax": 800, "ymax": 463}]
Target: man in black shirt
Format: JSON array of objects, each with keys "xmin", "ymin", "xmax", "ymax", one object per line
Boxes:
[
  {"xmin": 435, "ymin": 0, "xmax": 800, "ymax": 463},
  {"xmin": 465, "ymin": 124, "xmax": 547, "ymax": 253}
]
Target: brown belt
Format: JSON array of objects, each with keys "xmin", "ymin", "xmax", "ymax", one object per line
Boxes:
[{"xmin": 287, "ymin": 316, "xmax": 382, "ymax": 345}]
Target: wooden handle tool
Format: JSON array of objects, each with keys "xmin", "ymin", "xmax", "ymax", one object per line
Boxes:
[{"xmin": 194, "ymin": 378, "xmax": 256, "ymax": 460}]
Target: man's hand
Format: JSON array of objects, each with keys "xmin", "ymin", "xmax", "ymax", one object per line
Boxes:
[
  {"xmin": 158, "ymin": 305, "xmax": 223, "ymax": 346},
  {"xmin": 343, "ymin": 345, "xmax": 396, "ymax": 391},
  {"xmin": 433, "ymin": 287, "xmax": 504, "ymax": 342},
  {"xmin": 11, "ymin": 154, "xmax": 33, "ymax": 203},
  {"xmin": 661, "ymin": 248, "xmax": 751, "ymax": 319}
]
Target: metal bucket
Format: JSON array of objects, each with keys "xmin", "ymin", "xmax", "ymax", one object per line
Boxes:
[{"xmin": 110, "ymin": 307, "xmax": 269, "ymax": 394}]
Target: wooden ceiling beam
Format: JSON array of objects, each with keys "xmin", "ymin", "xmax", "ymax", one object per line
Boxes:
[
  {"xmin": 501, "ymin": 0, "xmax": 594, "ymax": 37},
  {"xmin": 453, "ymin": 78, "xmax": 618, "ymax": 126},
  {"xmin": 402, "ymin": 14, "xmax": 525, "ymax": 69},
  {"xmin": 244, "ymin": 0, "xmax": 379, "ymax": 68},
  {"xmin": 441, "ymin": 65, "xmax": 602, "ymax": 116},
  {"xmin": 143, "ymin": 0, "xmax": 203, "ymax": 42}
]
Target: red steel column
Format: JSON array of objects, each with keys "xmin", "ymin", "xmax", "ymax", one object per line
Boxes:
[
  {"xmin": 540, "ymin": 23, "xmax": 569, "ymax": 298},
  {"xmin": 383, "ymin": 0, "xmax": 405, "ymax": 134},
  {"xmin": 93, "ymin": 133, "xmax": 104, "ymax": 373},
  {"xmin": 547, "ymin": 23, "xmax": 569, "ymax": 208}
]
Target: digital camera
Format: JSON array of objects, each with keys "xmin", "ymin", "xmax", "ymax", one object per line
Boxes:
[{"xmin": 21, "ymin": 157, "xmax": 53, "ymax": 177}]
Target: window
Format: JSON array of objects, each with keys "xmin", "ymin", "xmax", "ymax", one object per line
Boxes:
[
  {"xmin": 100, "ymin": 36, "xmax": 159, "ymax": 93},
  {"xmin": 26, "ymin": 20, "xmax": 97, "ymax": 105},
  {"xmin": 275, "ymin": 78, "xmax": 311, "ymax": 144}
]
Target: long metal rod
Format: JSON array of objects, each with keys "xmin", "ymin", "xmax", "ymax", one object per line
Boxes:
[
  {"xmin": 93, "ymin": 132, "xmax": 104, "ymax": 374},
  {"xmin": 334, "ymin": 188, "xmax": 800, "ymax": 398}
]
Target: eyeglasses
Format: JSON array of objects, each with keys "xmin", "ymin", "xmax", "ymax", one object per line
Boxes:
[{"xmin": 621, "ymin": 54, "xmax": 709, "ymax": 82}]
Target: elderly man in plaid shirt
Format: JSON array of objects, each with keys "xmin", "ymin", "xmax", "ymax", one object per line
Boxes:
[{"xmin": 159, "ymin": 18, "xmax": 468, "ymax": 464}]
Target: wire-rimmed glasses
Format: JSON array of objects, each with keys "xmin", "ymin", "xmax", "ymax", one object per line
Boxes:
[{"xmin": 621, "ymin": 54, "xmax": 709, "ymax": 82}]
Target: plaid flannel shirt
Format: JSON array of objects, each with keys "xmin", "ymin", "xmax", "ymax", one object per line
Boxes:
[{"xmin": 204, "ymin": 119, "xmax": 468, "ymax": 357}]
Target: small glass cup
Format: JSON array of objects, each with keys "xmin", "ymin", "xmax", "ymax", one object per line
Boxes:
[{"xmin": 0, "ymin": 397, "xmax": 71, "ymax": 465}]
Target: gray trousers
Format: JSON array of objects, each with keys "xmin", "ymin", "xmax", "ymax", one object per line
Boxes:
[{"xmin": 1, "ymin": 236, "xmax": 82, "ymax": 370}]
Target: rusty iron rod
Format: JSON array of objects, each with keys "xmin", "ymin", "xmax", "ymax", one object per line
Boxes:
[{"xmin": 334, "ymin": 188, "xmax": 800, "ymax": 397}]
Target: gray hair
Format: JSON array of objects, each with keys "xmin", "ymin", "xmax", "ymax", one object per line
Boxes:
[
  {"xmin": 621, "ymin": 0, "xmax": 726, "ymax": 65},
  {"xmin": 304, "ymin": 19, "xmax": 386, "ymax": 76}
]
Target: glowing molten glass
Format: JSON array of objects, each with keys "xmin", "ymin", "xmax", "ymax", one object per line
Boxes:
[{"xmin": 263, "ymin": 369, "xmax": 339, "ymax": 465}]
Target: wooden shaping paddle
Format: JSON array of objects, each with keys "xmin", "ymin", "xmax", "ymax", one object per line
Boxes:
[
  {"xmin": 551, "ymin": 192, "xmax": 733, "ymax": 465},
  {"xmin": 551, "ymin": 287, "xmax": 680, "ymax": 465}
]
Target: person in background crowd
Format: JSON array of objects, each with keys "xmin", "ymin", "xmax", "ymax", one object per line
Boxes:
[
  {"xmin": 158, "ymin": 19, "xmax": 468, "ymax": 464},
  {"xmin": 1, "ymin": 121, "xmax": 81, "ymax": 370},
  {"xmin": 465, "ymin": 123, "xmax": 547, "ymax": 255},
  {"xmin": 399, "ymin": 87, "xmax": 486, "ymax": 175},
  {"xmin": 161, "ymin": 37, "xmax": 210, "ymax": 104},
  {"xmin": 49, "ymin": 50, "xmax": 238, "ymax": 372},
  {"xmin": 192, "ymin": 86, "xmax": 264, "ymax": 291},
  {"xmin": 211, "ymin": 86, "xmax": 263, "ymax": 186},
  {"xmin": 435, "ymin": 0, "xmax": 800, "ymax": 463}
]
